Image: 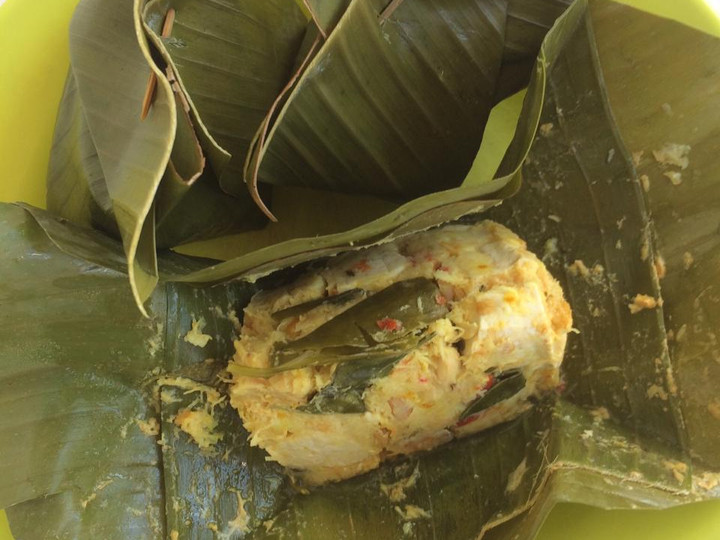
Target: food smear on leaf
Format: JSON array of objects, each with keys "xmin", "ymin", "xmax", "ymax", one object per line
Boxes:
[
  {"xmin": 173, "ymin": 407, "xmax": 222, "ymax": 450},
  {"xmin": 663, "ymin": 460, "xmax": 689, "ymax": 484},
  {"xmin": 380, "ymin": 463, "xmax": 421, "ymax": 502},
  {"xmin": 632, "ymin": 149, "xmax": 644, "ymax": 166},
  {"xmin": 628, "ymin": 294, "xmax": 660, "ymax": 314},
  {"xmin": 707, "ymin": 399, "xmax": 720, "ymax": 421},
  {"xmin": 664, "ymin": 171, "xmax": 683, "ymax": 185},
  {"xmin": 80, "ymin": 478, "xmax": 115, "ymax": 509},
  {"xmin": 220, "ymin": 491, "xmax": 251, "ymax": 537},
  {"xmin": 184, "ymin": 317, "xmax": 213, "ymax": 348},
  {"xmin": 395, "ymin": 504, "xmax": 432, "ymax": 521},
  {"xmin": 157, "ymin": 376, "xmax": 225, "ymax": 407},
  {"xmin": 567, "ymin": 259, "xmax": 590, "ymax": 277},
  {"xmin": 539, "ymin": 122, "xmax": 554, "ymax": 136},
  {"xmin": 695, "ymin": 472, "xmax": 720, "ymax": 492},
  {"xmin": 135, "ymin": 416, "xmax": 160, "ymax": 436},
  {"xmin": 652, "ymin": 143, "xmax": 691, "ymax": 169},
  {"xmin": 683, "ymin": 251, "xmax": 695, "ymax": 270},
  {"xmin": 647, "ymin": 384, "xmax": 669, "ymax": 401},
  {"xmin": 505, "ymin": 457, "xmax": 528, "ymax": 493},
  {"xmin": 654, "ymin": 255, "xmax": 667, "ymax": 279},
  {"xmin": 640, "ymin": 174, "xmax": 651, "ymax": 192}
]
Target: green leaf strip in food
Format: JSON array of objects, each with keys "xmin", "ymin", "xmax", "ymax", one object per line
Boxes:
[{"xmin": 459, "ymin": 371, "xmax": 527, "ymax": 420}]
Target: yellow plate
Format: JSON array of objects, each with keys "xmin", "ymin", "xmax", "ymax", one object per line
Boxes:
[{"xmin": 1, "ymin": 0, "xmax": 719, "ymax": 538}]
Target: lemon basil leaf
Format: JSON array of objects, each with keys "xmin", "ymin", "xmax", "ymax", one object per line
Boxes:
[
  {"xmin": 229, "ymin": 333, "xmax": 428, "ymax": 379},
  {"xmin": 459, "ymin": 371, "xmax": 527, "ymax": 421},
  {"xmin": 298, "ymin": 386, "xmax": 367, "ymax": 414},
  {"xmin": 279, "ymin": 278, "xmax": 446, "ymax": 353},
  {"xmin": 272, "ymin": 288, "xmax": 366, "ymax": 321},
  {"xmin": 298, "ymin": 354, "xmax": 407, "ymax": 415}
]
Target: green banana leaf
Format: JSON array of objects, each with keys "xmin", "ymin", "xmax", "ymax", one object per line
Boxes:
[
  {"xmin": 140, "ymin": 0, "xmax": 307, "ymax": 178},
  {"xmin": 494, "ymin": 0, "xmax": 571, "ymax": 100},
  {"xmin": 46, "ymin": 72, "xmax": 119, "ymax": 238},
  {"xmin": 5, "ymin": 0, "xmax": 720, "ymax": 539},
  {"xmin": 49, "ymin": 0, "xmax": 571, "ymax": 313},
  {"xmin": 242, "ymin": 0, "xmax": 509, "ymax": 200},
  {"xmin": 48, "ymin": 0, "xmax": 303, "ymax": 314},
  {"xmin": 302, "ymin": 0, "xmax": 350, "ymax": 36}
]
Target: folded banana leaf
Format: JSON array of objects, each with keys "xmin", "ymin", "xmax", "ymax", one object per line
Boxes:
[
  {"xmin": 4, "ymin": 0, "xmax": 720, "ymax": 539},
  {"xmin": 48, "ymin": 0, "xmax": 571, "ymax": 313}
]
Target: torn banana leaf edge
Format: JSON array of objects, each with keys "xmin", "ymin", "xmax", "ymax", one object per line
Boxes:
[{"xmin": 3, "ymin": 0, "xmax": 720, "ymax": 539}]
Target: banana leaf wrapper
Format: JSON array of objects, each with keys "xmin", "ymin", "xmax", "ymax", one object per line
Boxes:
[
  {"xmin": 4, "ymin": 0, "xmax": 720, "ymax": 539},
  {"xmin": 47, "ymin": 0, "xmax": 569, "ymax": 314}
]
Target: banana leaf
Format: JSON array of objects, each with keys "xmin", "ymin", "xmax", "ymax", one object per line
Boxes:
[
  {"xmin": 5, "ymin": 0, "xmax": 720, "ymax": 539},
  {"xmin": 49, "ymin": 0, "xmax": 571, "ymax": 312},
  {"xmin": 48, "ymin": 0, "xmax": 304, "ymax": 314},
  {"xmin": 46, "ymin": 72, "xmax": 119, "ymax": 238},
  {"xmin": 140, "ymin": 0, "xmax": 307, "ymax": 177},
  {"xmin": 494, "ymin": 0, "xmax": 571, "ymax": 100},
  {"xmin": 302, "ymin": 0, "xmax": 350, "ymax": 36},
  {"xmin": 241, "ymin": 0, "xmax": 509, "ymax": 201}
]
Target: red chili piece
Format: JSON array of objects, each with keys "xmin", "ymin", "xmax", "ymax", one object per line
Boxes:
[
  {"xmin": 352, "ymin": 260, "xmax": 371, "ymax": 272},
  {"xmin": 455, "ymin": 414, "xmax": 478, "ymax": 427},
  {"xmin": 376, "ymin": 318, "xmax": 403, "ymax": 332}
]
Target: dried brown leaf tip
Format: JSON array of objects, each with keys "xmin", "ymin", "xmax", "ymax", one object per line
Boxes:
[
  {"xmin": 140, "ymin": 8, "xmax": 176, "ymax": 120},
  {"xmin": 379, "ymin": 0, "xmax": 405, "ymax": 22}
]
